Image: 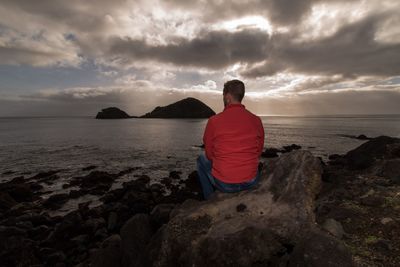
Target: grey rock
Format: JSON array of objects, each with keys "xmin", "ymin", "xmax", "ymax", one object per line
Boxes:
[
  {"xmin": 144, "ymin": 151, "xmax": 352, "ymax": 267},
  {"xmin": 120, "ymin": 214, "xmax": 153, "ymax": 267},
  {"xmin": 288, "ymin": 229, "xmax": 353, "ymax": 267},
  {"xmin": 322, "ymin": 218, "xmax": 345, "ymax": 239},
  {"xmin": 90, "ymin": 234, "xmax": 122, "ymax": 267},
  {"xmin": 107, "ymin": 212, "xmax": 118, "ymax": 231},
  {"xmin": 150, "ymin": 203, "xmax": 175, "ymax": 227}
]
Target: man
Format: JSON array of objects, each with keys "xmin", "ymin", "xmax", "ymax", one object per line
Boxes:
[{"xmin": 197, "ymin": 79, "xmax": 265, "ymax": 200}]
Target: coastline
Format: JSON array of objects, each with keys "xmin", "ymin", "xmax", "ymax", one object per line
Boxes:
[{"xmin": 0, "ymin": 136, "xmax": 399, "ymax": 266}]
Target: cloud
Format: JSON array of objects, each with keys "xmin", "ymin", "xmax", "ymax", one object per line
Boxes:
[
  {"xmin": 0, "ymin": 0, "xmax": 400, "ymax": 117},
  {"xmin": 104, "ymin": 29, "xmax": 270, "ymax": 69},
  {"xmin": 242, "ymin": 13, "xmax": 400, "ymax": 78}
]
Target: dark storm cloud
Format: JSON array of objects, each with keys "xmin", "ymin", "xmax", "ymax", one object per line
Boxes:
[
  {"xmin": 106, "ymin": 29, "xmax": 271, "ymax": 69},
  {"xmin": 243, "ymin": 14, "xmax": 400, "ymax": 78},
  {"xmin": 0, "ymin": 0, "xmax": 124, "ymax": 32},
  {"xmin": 162, "ymin": 0, "xmax": 359, "ymax": 26},
  {"xmin": 162, "ymin": 0, "xmax": 314, "ymax": 25}
]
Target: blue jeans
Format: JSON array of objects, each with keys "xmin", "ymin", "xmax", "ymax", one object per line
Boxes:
[{"xmin": 196, "ymin": 153, "xmax": 260, "ymax": 200}]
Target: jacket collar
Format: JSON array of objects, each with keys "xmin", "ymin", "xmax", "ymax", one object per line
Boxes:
[{"xmin": 224, "ymin": 103, "xmax": 245, "ymax": 111}]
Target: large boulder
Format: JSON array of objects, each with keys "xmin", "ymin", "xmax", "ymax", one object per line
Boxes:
[
  {"xmin": 140, "ymin": 97, "xmax": 215, "ymax": 118},
  {"xmin": 142, "ymin": 150, "xmax": 354, "ymax": 267},
  {"xmin": 343, "ymin": 136, "xmax": 400, "ymax": 170}
]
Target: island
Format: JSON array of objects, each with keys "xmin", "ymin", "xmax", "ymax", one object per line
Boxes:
[
  {"xmin": 95, "ymin": 107, "xmax": 136, "ymax": 119},
  {"xmin": 140, "ymin": 97, "xmax": 216, "ymax": 118}
]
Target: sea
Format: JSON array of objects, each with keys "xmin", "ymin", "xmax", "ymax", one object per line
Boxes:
[{"xmin": 1, "ymin": 114, "xmax": 399, "ymax": 213}]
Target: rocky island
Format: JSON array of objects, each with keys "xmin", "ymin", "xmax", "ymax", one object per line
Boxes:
[
  {"xmin": 1, "ymin": 136, "xmax": 399, "ymax": 266},
  {"xmin": 95, "ymin": 107, "xmax": 135, "ymax": 119},
  {"xmin": 95, "ymin": 97, "xmax": 216, "ymax": 119},
  {"xmin": 140, "ymin": 97, "xmax": 215, "ymax": 118}
]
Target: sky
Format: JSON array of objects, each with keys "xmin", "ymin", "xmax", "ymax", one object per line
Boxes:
[{"xmin": 0, "ymin": 0, "xmax": 400, "ymax": 116}]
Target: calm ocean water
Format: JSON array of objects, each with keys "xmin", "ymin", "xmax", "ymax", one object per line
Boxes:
[{"xmin": 1, "ymin": 115, "xmax": 400, "ymax": 186}]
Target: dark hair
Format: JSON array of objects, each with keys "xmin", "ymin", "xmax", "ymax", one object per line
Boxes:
[{"xmin": 223, "ymin": 79, "xmax": 245, "ymax": 102}]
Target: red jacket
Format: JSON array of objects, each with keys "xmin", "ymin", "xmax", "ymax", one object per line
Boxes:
[{"xmin": 203, "ymin": 103, "xmax": 265, "ymax": 183}]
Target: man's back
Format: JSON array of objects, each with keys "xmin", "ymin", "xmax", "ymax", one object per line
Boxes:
[{"xmin": 203, "ymin": 103, "xmax": 264, "ymax": 183}]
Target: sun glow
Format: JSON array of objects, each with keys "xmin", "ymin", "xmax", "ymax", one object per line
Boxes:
[{"xmin": 214, "ymin": 16, "xmax": 272, "ymax": 34}]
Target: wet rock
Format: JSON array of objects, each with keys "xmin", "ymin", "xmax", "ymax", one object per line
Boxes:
[
  {"xmin": 261, "ymin": 147, "xmax": 281, "ymax": 158},
  {"xmin": 90, "ymin": 234, "xmax": 122, "ymax": 267},
  {"xmin": 69, "ymin": 189, "xmax": 83, "ymax": 199},
  {"xmin": 0, "ymin": 236, "xmax": 40, "ymax": 266},
  {"xmin": 46, "ymin": 251, "xmax": 67, "ymax": 265},
  {"xmin": 31, "ymin": 170, "xmax": 60, "ymax": 179},
  {"xmin": 160, "ymin": 177, "xmax": 172, "ymax": 187},
  {"xmin": 150, "ymin": 203, "xmax": 175, "ymax": 228},
  {"xmin": 83, "ymin": 218, "xmax": 106, "ymax": 235},
  {"xmin": 121, "ymin": 214, "xmax": 153, "ymax": 267},
  {"xmin": 82, "ymin": 165, "xmax": 97, "ymax": 171},
  {"xmin": 0, "ymin": 192, "xmax": 17, "ymax": 210},
  {"xmin": 48, "ymin": 211, "xmax": 83, "ymax": 242},
  {"xmin": 169, "ymin": 171, "xmax": 181, "ymax": 180},
  {"xmin": 94, "ymin": 227, "xmax": 108, "ymax": 240},
  {"xmin": 344, "ymin": 136, "xmax": 400, "ymax": 170},
  {"xmin": 282, "ymin": 144, "xmax": 302, "ymax": 152},
  {"xmin": 74, "ymin": 171, "xmax": 116, "ymax": 195},
  {"xmin": 107, "ymin": 212, "xmax": 118, "ymax": 231},
  {"xmin": 43, "ymin": 193, "xmax": 69, "ymax": 210},
  {"xmin": 322, "ymin": 218, "xmax": 345, "ymax": 239}
]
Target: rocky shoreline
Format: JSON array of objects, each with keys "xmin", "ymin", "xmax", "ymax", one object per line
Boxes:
[{"xmin": 0, "ymin": 136, "xmax": 399, "ymax": 266}]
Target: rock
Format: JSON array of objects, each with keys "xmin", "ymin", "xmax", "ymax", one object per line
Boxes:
[
  {"xmin": 0, "ymin": 236, "xmax": 40, "ymax": 266},
  {"xmin": 107, "ymin": 212, "xmax": 118, "ymax": 231},
  {"xmin": 360, "ymin": 195, "xmax": 384, "ymax": 207},
  {"xmin": 96, "ymin": 107, "xmax": 134, "ymax": 119},
  {"xmin": 95, "ymin": 228, "xmax": 108, "ymax": 240},
  {"xmin": 43, "ymin": 193, "xmax": 69, "ymax": 210},
  {"xmin": 282, "ymin": 144, "xmax": 302, "ymax": 152},
  {"xmin": 73, "ymin": 171, "xmax": 116, "ymax": 194},
  {"xmin": 373, "ymin": 239, "xmax": 393, "ymax": 252},
  {"xmin": 338, "ymin": 134, "xmax": 372, "ymax": 140},
  {"xmin": 46, "ymin": 251, "xmax": 67, "ymax": 265},
  {"xmin": 69, "ymin": 190, "xmax": 83, "ymax": 199},
  {"xmin": 120, "ymin": 214, "xmax": 153, "ymax": 267},
  {"xmin": 90, "ymin": 235, "xmax": 122, "ymax": 267},
  {"xmin": 169, "ymin": 171, "xmax": 181, "ymax": 180},
  {"xmin": 31, "ymin": 170, "xmax": 60, "ymax": 179},
  {"xmin": 236, "ymin": 203, "xmax": 247, "ymax": 212},
  {"xmin": 261, "ymin": 147, "xmax": 281, "ymax": 158},
  {"xmin": 48, "ymin": 211, "xmax": 83, "ymax": 242},
  {"xmin": 344, "ymin": 136, "xmax": 400, "ymax": 170},
  {"xmin": 322, "ymin": 218, "xmax": 345, "ymax": 239},
  {"xmin": 380, "ymin": 217, "xmax": 394, "ymax": 225},
  {"xmin": 378, "ymin": 159, "xmax": 400, "ymax": 184},
  {"xmin": 140, "ymin": 97, "xmax": 215, "ymax": 118},
  {"xmin": 143, "ymin": 151, "xmax": 352, "ymax": 266},
  {"xmin": 0, "ymin": 192, "xmax": 17, "ymax": 210},
  {"xmin": 82, "ymin": 165, "xmax": 97, "ymax": 171},
  {"xmin": 287, "ymin": 229, "xmax": 353, "ymax": 267},
  {"xmin": 150, "ymin": 203, "xmax": 175, "ymax": 227}
]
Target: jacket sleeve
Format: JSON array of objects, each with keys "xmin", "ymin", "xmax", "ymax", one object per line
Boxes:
[
  {"xmin": 258, "ymin": 117, "xmax": 265, "ymax": 156},
  {"xmin": 203, "ymin": 118, "xmax": 215, "ymax": 161}
]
